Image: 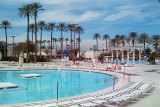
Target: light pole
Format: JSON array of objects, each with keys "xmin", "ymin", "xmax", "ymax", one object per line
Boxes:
[
  {"xmin": 71, "ymin": 24, "xmax": 78, "ymax": 65},
  {"xmin": 11, "ymin": 36, "xmax": 16, "ymax": 57}
]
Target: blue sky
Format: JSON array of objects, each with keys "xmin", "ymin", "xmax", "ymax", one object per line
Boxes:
[{"xmin": 0, "ymin": 0, "xmax": 160, "ymax": 50}]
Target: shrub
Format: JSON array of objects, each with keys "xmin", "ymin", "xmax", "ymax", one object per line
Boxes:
[
  {"xmin": 148, "ymin": 52, "xmax": 158, "ymax": 64},
  {"xmin": 24, "ymin": 56, "xmax": 50, "ymax": 63},
  {"xmin": 1, "ymin": 57, "xmax": 19, "ymax": 62}
]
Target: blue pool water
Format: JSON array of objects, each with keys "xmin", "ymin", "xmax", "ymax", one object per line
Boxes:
[
  {"xmin": 111, "ymin": 60, "xmax": 149, "ymax": 64},
  {"xmin": 0, "ymin": 69, "xmax": 115, "ymax": 104}
]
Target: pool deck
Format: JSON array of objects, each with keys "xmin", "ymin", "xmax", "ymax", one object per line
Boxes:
[{"xmin": 0, "ymin": 62, "xmax": 160, "ymax": 107}]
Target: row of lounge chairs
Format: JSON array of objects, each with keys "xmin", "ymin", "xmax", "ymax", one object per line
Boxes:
[
  {"xmin": 19, "ymin": 82, "xmax": 153, "ymax": 107},
  {"xmin": 17, "ymin": 64, "xmax": 57, "ymax": 70}
]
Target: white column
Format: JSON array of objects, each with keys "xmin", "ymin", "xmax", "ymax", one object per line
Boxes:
[
  {"xmin": 133, "ymin": 50, "xmax": 135, "ymax": 61},
  {"xmin": 139, "ymin": 50, "xmax": 141, "ymax": 61},
  {"xmin": 121, "ymin": 50, "xmax": 124, "ymax": 61},
  {"xmin": 116, "ymin": 50, "xmax": 118, "ymax": 61},
  {"xmin": 111, "ymin": 50, "xmax": 114, "ymax": 61},
  {"xmin": 127, "ymin": 50, "xmax": 129, "ymax": 61}
]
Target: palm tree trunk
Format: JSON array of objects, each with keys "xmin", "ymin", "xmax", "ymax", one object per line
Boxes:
[
  {"xmin": 34, "ymin": 11, "xmax": 37, "ymax": 63},
  {"xmin": 144, "ymin": 40, "xmax": 145, "ymax": 51},
  {"xmin": 32, "ymin": 29, "xmax": 33, "ymax": 44},
  {"xmin": 5, "ymin": 27, "xmax": 7, "ymax": 57},
  {"xmin": 66, "ymin": 40, "xmax": 67, "ymax": 48},
  {"xmin": 96, "ymin": 39, "xmax": 98, "ymax": 51},
  {"xmin": 50, "ymin": 30, "xmax": 53, "ymax": 58},
  {"xmin": 40, "ymin": 28, "xmax": 42, "ymax": 58},
  {"xmin": 61, "ymin": 30, "xmax": 63, "ymax": 59},
  {"xmin": 26, "ymin": 14, "xmax": 29, "ymax": 63},
  {"xmin": 53, "ymin": 39, "xmax": 54, "ymax": 49},
  {"xmin": 155, "ymin": 42, "xmax": 158, "ymax": 53},
  {"xmin": 79, "ymin": 33, "xmax": 80, "ymax": 58},
  {"xmin": 56, "ymin": 42, "xmax": 57, "ymax": 53},
  {"xmin": 133, "ymin": 37, "xmax": 134, "ymax": 46},
  {"xmin": 70, "ymin": 31, "xmax": 73, "ymax": 51},
  {"xmin": 106, "ymin": 39, "xmax": 107, "ymax": 53}
]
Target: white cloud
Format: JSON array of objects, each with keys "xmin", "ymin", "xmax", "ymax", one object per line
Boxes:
[
  {"xmin": 104, "ymin": 3, "xmax": 159, "ymax": 22},
  {"xmin": 104, "ymin": 10, "xmax": 139, "ymax": 21},
  {"xmin": 38, "ymin": 10, "xmax": 103, "ymax": 23},
  {"xmin": 1, "ymin": 0, "xmax": 80, "ymax": 5}
]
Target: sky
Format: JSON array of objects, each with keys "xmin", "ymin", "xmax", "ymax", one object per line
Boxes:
[{"xmin": 0, "ymin": 0, "xmax": 160, "ymax": 51}]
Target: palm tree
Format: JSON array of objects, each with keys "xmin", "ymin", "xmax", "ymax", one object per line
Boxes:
[
  {"xmin": 47, "ymin": 22, "xmax": 56, "ymax": 58},
  {"xmin": 54, "ymin": 38, "xmax": 58, "ymax": 52},
  {"xmin": 0, "ymin": 20, "xmax": 12, "ymax": 57},
  {"xmin": 67, "ymin": 24, "xmax": 73, "ymax": 51},
  {"xmin": 114, "ymin": 35, "xmax": 121, "ymax": 47},
  {"xmin": 76, "ymin": 26, "xmax": 84, "ymax": 58},
  {"xmin": 43, "ymin": 40, "xmax": 46, "ymax": 48},
  {"xmin": 65, "ymin": 38, "xmax": 69, "ymax": 49},
  {"xmin": 52, "ymin": 38, "xmax": 55, "ymax": 49},
  {"xmin": 76, "ymin": 38, "xmax": 81, "ymax": 51},
  {"xmin": 18, "ymin": 4, "xmax": 32, "ymax": 63},
  {"xmin": 120, "ymin": 35, "xmax": 126, "ymax": 47},
  {"xmin": 38, "ymin": 21, "xmax": 46, "ymax": 58},
  {"xmin": 127, "ymin": 32, "xmax": 138, "ymax": 46},
  {"xmin": 150, "ymin": 35, "xmax": 160, "ymax": 53},
  {"xmin": 29, "ymin": 24, "xmax": 35, "ymax": 44},
  {"xmin": 103, "ymin": 34, "xmax": 110, "ymax": 53},
  {"xmin": 109, "ymin": 39, "xmax": 116, "ymax": 47},
  {"xmin": 31, "ymin": 2, "xmax": 44, "ymax": 63},
  {"xmin": 47, "ymin": 40, "xmax": 50, "ymax": 48},
  {"xmin": 93, "ymin": 33, "xmax": 101, "ymax": 51},
  {"xmin": 137, "ymin": 33, "xmax": 149, "ymax": 51},
  {"xmin": 56, "ymin": 23, "xmax": 66, "ymax": 59}
]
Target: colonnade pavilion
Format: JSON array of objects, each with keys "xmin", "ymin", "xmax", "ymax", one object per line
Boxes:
[{"xmin": 109, "ymin": 46, "xmax": 142, "ymax": 61}]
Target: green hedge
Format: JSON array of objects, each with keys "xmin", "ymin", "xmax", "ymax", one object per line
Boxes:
[
  {"xmin": 24, "ymin": 56, "xmax": 50, "ymax": 63},
  {"xmin": 1, "ymin": 57, "xmax": 19, "ymax": 62}
]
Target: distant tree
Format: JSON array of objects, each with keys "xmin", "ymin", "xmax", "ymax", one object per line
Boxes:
[
  {"xmin": 120, "ymin": 35, "xmax": 126, "ymax": 46},
  {"xmin": 76, "ymin": 37, "xmax": 81, "ymax": 50},
  {"xmin": 93, "ymin": 33, "xmax": 101, "ymax": 51},
  {"xmin": 103, "ymin": 34, "xmax": 110, "ymax": 53},
  {"xmin": 76, "ymin": 26, "xmax": 84, "ymax": 58},
  {"xmin": 14, "ymin": 42, "xmax": 24, "ymax": 57},
  {"xmin": 67, "ymin": 24, "xmax": 73, "ymax": 51},
  {"xmin": 145, "ymin": 47, "xmax": 152, "ymax": 55},
  {"xmin": 46, "ymin": 22, "xmax": 56, "ymax": 58},
  {"xmin": 47, "ymin": 40, "xmax": 50, "ymax": 48},
  {"xmin": 109, "ymin": 39, "xmax": 116, "ymax": 47},
  {"xmin": 65, "ymin": 38, "xmax": 69, "ymax": 49},
  {"xmin": 150, "ymin": 35, "xmax": 160, "ymax": 53},
  {"xmin": 137, "ymin": 33, "xmax": 149, "ymax": 51},
  {"xmin": 18, "ymin": 4, "xmax": 32, "ymax": 63},
  {"xmin": 0, "ymin": 41, "xmax": 7, "ymax": 58},
  {"xmin": 56, "ymin": 23, "xmax": 67, "ymax": 59},
  {"xmin": 127, "ymin": 32, "xmax": 138, "ymax": 46},
  {"xmin": 148, "ymin": 52, "xmax": 158, "ymax": 64},
  {"xmin": 0, "ymin": 20, "xmax": 12, "ymax": 57},
  {"xmin": 114, "ymin": 34, "xmax": 121, "ymax": 46},
  {"xmin": 23, "ymin": 41, "xmax": 35, "ymax": 55},
  {"xmin": 31, "ymin": 2, "xmax": 44, "ymax": 63},
  {"xmin": 38, "ymin": 21, "xmax": 46, "ymax": 58},
  {"xmin": 43, "ymin": 40, "xmax": 46, "ymax": 48},
  {"xmin": 54, "ymin": 38, "xmax": 58, "ymax": 52},
  {"xmin": 29, "ymin": 24, "xmax": 35, "ymax": 44}
]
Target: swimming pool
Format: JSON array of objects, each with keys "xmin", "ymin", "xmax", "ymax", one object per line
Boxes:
[
  {"xmin": 110, "ymin": 60, "xmax": 149, "ymax": 64},
  {"xmin": 0, "ymin": 69, "xmax": 115, "ymax": 104}
]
